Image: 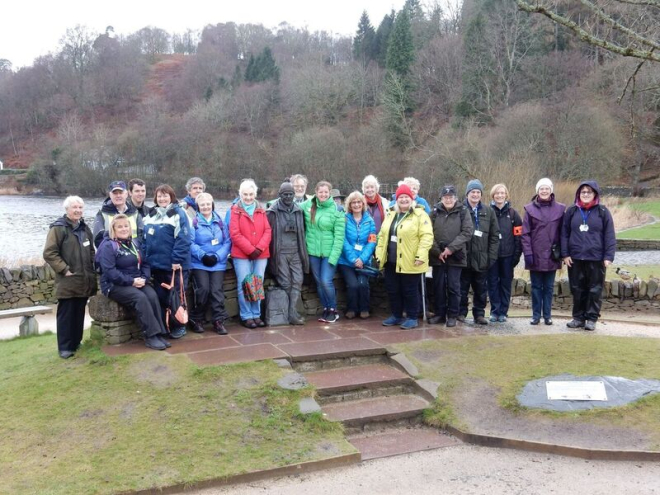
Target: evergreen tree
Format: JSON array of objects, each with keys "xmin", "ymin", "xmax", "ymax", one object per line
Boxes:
[
  {"xmin": 231, "ymin": 64, "xmax": 242, "ymax": 89},
  {"xmin": 244, "ymin": 54, "xmax": 256, "ymax": 82},
  {"xmin": 373, "ymin": 11, "xmax": 395, "ymax": 67},
  {"xmin": 386, "ymin": 9, "xmax": 415, "ymax": 77},
  {"xmin": 244, "ymin": 47, "xmax": 280, "ymax": 83},
  {"xmin": 353, "ymin": 11, "xmax": 376, "ymax": 64}
]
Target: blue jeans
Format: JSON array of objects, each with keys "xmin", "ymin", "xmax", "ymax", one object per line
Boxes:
[
  {"xmin": 530, "ymin": 270, "xmax": 555, "ymax": 320},
  {"xmin": 338, "ymin": 264, "xmax": 370, "ymax": 313},
  {"xmin": 487, "ymin": 255, "xmax": 515, "ymax": 317},
  {"xmin": 309, "ymin": 256, "xmax": 337, "ymax": 309},
  {"xmin": 233, "ymin": 258, "xmax": 268, "ymax": 320}
]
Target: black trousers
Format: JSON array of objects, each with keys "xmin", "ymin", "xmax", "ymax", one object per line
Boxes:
[
  {"xmin": 459, "ymin": 268, "xmax": 488, "ymax": 318},
  {"xmin": 190, "ymin": 269, "xmax": 228, "ymax": 322},
  {"xmin": 568, "ymin": 260, "xmax": 606, "ymax": 322},
  {"xmin": 56, "ymin": 297, "xmax": 88, "ymax": 352},
  {"xmin": 432, "ymin": 264, "xmax": 462, "ymax": 319},
  {"xmin": 384, "ymin": 263, "xmax": 420, "ymax": 319},
  {"xmin": 109, "ymin": 284, "xmax": 167, "ymax": 338}
]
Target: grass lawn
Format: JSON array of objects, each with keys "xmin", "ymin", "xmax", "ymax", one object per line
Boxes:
[
  {"xmin": 0, "ymin": 333, "xmax": 352, "ymax": 494},
  {"xmin": 618, "ymin": 200, "xmax": 660, "ymax": 240},
  {"xmin": 395, "ymin": 335, "xmax": 660, "ymax": 448}
]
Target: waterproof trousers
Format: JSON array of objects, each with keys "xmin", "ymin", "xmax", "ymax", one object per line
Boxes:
[
  {"xmin": 109, "ymin": 284, "xmax": 167, "ymax": 338},
  {"xmin": 432, "ymin": 264, "xmax": 462, "ymax": 319},
  {"xmin": 568, "ymin": 260, "xmax": 605, "ymax": 323},
  {"xmin": 384, "ymin": 262, "xmax": 420, "ymax": 319},
  {"xmin": 56, "ymin": 297, "xmax": 88, "ymax": 352},
  {"xmin": 459, "ymin": 268, "xmax": 488, "ymax": 318},
  {"xmin": 190, "ymin": 269, "xmax": 228, "ymax": 323}
]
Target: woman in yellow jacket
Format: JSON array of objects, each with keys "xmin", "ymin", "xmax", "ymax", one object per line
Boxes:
[{"xmin": 375, "ymin": 184, "xmax": 433, "ymax": 329}]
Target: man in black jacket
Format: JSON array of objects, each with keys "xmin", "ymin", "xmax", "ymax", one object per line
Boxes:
[
  {"xmin": 459, "ymin": 179, "xmax": 500, "ymax": 325},
  {"xmin": 429, "ymin": 185, "xmax": 473, "ymax": 327}
]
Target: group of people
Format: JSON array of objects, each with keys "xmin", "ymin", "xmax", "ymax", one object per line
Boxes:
[{"xmin": 43, "ymin": 173, "xmax": 615, "ymax": 359}]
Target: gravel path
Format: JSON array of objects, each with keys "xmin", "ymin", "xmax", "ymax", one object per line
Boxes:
[
  {"xmin": 198, "ymin": 445, "xmax": 660, "ymax": 495},
  {"xmin": 615, "ymin": 250, "xmax": 660, "ymax": 266}
]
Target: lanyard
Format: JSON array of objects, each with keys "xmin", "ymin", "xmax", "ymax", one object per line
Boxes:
[
  {"xmin": 472, "ymin": 207, "xmax": 480, "ymax": 231},
  {"xmin": 579, "ymin": 207, "xmax": 591, "ymax": 225},
  {"xmin": 123, "ymin": 240, "xmax": 141, "ymax": 269},
  {"xmin": 392, "ymin": 212, "xmax": 407, "ymax": 234}
]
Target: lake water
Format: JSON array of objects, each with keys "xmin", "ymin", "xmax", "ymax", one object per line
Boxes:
[{"xmin": 0, "ymin": 196, "xmax": 233, "ymax": 264}]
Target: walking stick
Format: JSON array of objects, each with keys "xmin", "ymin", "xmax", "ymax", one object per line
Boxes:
[{"xmin": 421, "ymin": 272, "xmax": 427, "ymax": 323}]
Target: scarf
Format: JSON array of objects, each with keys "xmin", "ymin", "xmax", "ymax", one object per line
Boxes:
[
  {"xmin": 241, "ymin": 200, "xmax": 257, "ymax": 217},
  {"xmin": 577, "ymin": 197, "xmax": 599, "ymax": 209}
]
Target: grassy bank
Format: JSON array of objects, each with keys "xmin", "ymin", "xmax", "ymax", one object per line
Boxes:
[
  {"xmin": 396, "ymin": 335, "xmax": 660, "ymax": 448},
  {"xmin": 617, "ymin": 200, "xmax": 660, "ymax": 239},
  {"xmin": 0, "ymin": 333, "xmax": 351, "ymax": 494}
]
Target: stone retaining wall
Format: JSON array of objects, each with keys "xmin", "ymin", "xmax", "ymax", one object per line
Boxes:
[
  {"xmin": 0, "ymin": 264, "xmax": 58, "ymax": 310},
  {"xmin": 616, "ymin": 239, "xmax": 660, "ymax": 251}
]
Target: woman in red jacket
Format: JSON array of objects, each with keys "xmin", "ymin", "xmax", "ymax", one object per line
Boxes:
[{"xmin": 230, "ymin": 179, "xmax": 272, "ymax": 328}]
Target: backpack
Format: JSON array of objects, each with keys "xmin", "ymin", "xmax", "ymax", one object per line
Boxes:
[{"xmin": 93, "ymin": 239, "xmax": 120, "ymax": 275}]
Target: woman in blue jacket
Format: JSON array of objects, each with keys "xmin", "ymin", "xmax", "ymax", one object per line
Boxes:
[
  {"xmin": 189, "ymin": 192, "xmax": 232, "ymax": 335},
  {"xmin": 338, "ymin": 191, "xmax": 377, "ymax": 319},
  {"xmin": 143, "ymin": 184, "xmax": 192, "ymax": 339},
  {"xmin": 97, "ymin": 215, "xmax": 170, "ymax": 351}
]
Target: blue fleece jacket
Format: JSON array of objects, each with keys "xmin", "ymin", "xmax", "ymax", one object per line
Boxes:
[{"xmin": 190, "ymin": 211, "xmax": 231, "ymax": 271}]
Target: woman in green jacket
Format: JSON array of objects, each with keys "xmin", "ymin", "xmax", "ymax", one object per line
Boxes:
[
  {"xmin": 375, "ymin": 184, "xmax": 433, "ymax": 329},
  {"xmin": 301, "ymin": 181, "xmax": 346, "ymax": 323}
]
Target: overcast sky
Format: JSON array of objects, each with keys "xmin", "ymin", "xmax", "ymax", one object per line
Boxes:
[{"xmin": 2, "ymin": 0, "xmax": 408, "ymax": 68}]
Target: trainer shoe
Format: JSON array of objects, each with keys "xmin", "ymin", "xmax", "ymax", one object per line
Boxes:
[
  {"xmin": 359, "ymin": 311, "xmax": 370, "ymax": 319},
  {"xmin": 345, "ymin": 311, "xmax": 356, "ymax": 319},
  {"xmin": 318, "ymin": 309, "xmax": 329, "ymax": 323},
  {"xmin": 585, "ymin": 320, "xmax": 596, "ymax": 331},
  {"xmin": 489, "ymin": 315, "xmax": 499, "ymax": 322},
  {"xmin": 156, "ymin": 335, "xmax": 172, "ymax": 348},
  {"xmin": 325, "ymin": 309, "xmax": 339, "ymax": 323},
  {"xmin": 566, "ymin": 319, "xmax": 585, "ymax": 328},
  {"xmin": 400, "ymin": 318, "xmax": 418, "ymax": 329},
  {"xmin": 382, "ymin": 315, "xmax": 405, "ymax": 326},
  {"xmin": 498, "ymin": 315, "xmax": 507, "ymax": 323},
  {"xmin": 145, "ymin": 336, "xmax": 167, "ymax": 350},
  {"xmin": 170, "ymin": 327, "xmax": 187, "ymax": 339}
]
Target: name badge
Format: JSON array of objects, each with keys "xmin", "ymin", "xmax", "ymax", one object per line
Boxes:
[
  {"xmin": 474, "ymin": 230, "xmax": 483, "ymax": 237},
  {"xmin": 211, "ymin": 239, "xmax": 219, "ymax": 245},
  {"xmin": 148, "ymin": 228, "xmax": 155, "ymax": 235},
  {"xmin": 82, "ymin": 240, "xmax": 90, "ymax": 247},
  {"xmin": 498, "ymin": 233, "xmax": 502, "ymax": 239},
  {"xmin": 355, "ymin": 244, "xmax": 363, "ymax": 251},
  {"xmin": 391, "ymin": 235, "xmax": 398, "ymax": 243},
  {"xmin": 579, "ymin": 224, "xmax": 589, "ymax": 232}
]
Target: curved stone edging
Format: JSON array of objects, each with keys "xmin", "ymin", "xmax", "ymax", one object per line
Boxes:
[
  {"xmin": 121, "ymin": 452, "xmax": 361, "ymax": 495},
  {"xmin": 444, "ymin": 425, "xmax": 660, "ymax": 461}
]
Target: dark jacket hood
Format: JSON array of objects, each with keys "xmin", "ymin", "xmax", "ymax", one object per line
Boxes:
[
  {"xmin": 574, "ymin": 180, "xmax": 600, "ymax": 203},
  {"xmin": 50, "ymin": 215, "xmax": 87, "ymax": 230}
]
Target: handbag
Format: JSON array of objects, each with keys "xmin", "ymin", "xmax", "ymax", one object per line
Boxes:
[
  {"xmin": 160, "ymin": 268, "xmax": 189, "ymax": 329},
  {"xmin": 242, "ymin": 273, "xmax": 265, "ymax": 302},
  {"xmin": 551, "ymin": 243, "xmax": 561, "ymax": 262}
]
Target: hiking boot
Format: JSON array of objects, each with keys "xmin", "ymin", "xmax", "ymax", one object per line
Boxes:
[
  {"xmin": 359, "ymin": 311, "xmax": 370, "ymax": 319},
  {"xmin": 243, "ymin": 319, "xmax": 257, "ymax": 329},
  {"xmin": 188, "ymin": 319, "xmax": 205, "ymax": 333},
  {"xmin": 213, "ymin": 320, "xmax": 228, "ymax": 335},
  {"xmin": 170, "ymin": 327, "xmax": 187, "ymax": 339},
  {"xmin": 345, "ymin": 311, "xmax": 356, "ymax": 320},
  {"xmin": 446, "ymin": 317, "xmax": 457, "ymax": 328},
  {"xmin": 145, "ymin": 336, "xmax": 167, "ymax": 350},
  {"xmin": 428, "ymin": 315, "xmax": 446, "ymax": 325},
  {"xmin": 325, "ymin": 310, "xmax": 339, "ymax": 323},
  {"xmin": 456, "ymin": 315, "xmax": 466, "ymax": 323},
  {"xmin": 254, "ymin": 318, "xmax": 266, "ymax": 327},
  {"xmin": 585, "ymin": 320, "xmax": 596, "ymax": 331},
  {"xmin": 474, "ymin": 316, "xmax": 489, "ymax": 325},
  {"xmin": 400, "ymin": 318, "xmax": 418, "ymax": 329},
  {"xmin": 566, "ymin": 319, "xmax": 585, "ymax": 328},
  {"xmin": 59, "ymin": 350, "xmax": 74, "ymax": 359},
  {"xmin": 382, "ymin": 315, "xmax": 405, "ymax": 326}
]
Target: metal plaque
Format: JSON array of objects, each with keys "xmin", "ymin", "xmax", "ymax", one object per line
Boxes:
[{"xmin": 546, "ymin": 381, "xmax": 608, "ymax": 401}]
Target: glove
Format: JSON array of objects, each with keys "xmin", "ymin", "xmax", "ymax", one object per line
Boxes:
[
  {"xmin": 524, "ymin": 254, "xmax": 534, "ymax": 267},
  {"xmin": 248, "ymin": 248, "xmax": 262, "ymax": 260},
  {"xmin": 202, "ymin": 254, "xmax": 218, "ymax": 267}
]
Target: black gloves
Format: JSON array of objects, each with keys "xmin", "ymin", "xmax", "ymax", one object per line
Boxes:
[{"xmin": 202, "ymin": 254, "xmax": 218, "ymax": 267}]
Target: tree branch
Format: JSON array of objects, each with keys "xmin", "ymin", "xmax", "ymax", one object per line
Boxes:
[
  {"xmin": 514, "ymin": 0, "xmax": 660, "ymax": 62},
  {"xmin": 616, "ymin": 0, "xmax": 660, "ymax": 8}
]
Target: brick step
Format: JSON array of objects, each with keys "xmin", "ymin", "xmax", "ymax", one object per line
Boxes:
[
  {"xmin": 306, "ymin": 363, "xmax": 412, "ymax": 394},
  {"xmin": 349, "ymin": 427, "xmax": 462, "ymax": 460},
  {"xmin": 322, "ymin": 394, "xmax": 430, "ymax": 428}
]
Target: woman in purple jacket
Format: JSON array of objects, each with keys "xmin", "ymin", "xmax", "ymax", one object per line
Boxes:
[
  {"xmin": 561, "ymin": 181, "xmax": 616, "ymax": 331},
  {"xmin": 521, "ymin": 178, "xmax": 566, "ymax": 325}
]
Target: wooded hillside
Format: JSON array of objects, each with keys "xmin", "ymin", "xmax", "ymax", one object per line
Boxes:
[{"xmin": 0, "ymin": 0, "xmax": 658, "ymax": 200}]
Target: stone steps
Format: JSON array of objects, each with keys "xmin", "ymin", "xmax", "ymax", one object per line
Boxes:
[
  {"xmin": 305, "ymin": 363, "xmax": 413, "ymax": 395},
  {"xmin": 349, "ymin": 426, "xmax": 461, "ymax": 460},
  {"xmin": 322, "ymin": 394, "xmax": 430, "ymax": 431}
]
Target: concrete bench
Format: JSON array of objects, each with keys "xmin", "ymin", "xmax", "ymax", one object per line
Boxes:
[{"xmin": 0, "ymin": 305, "xmax": 53, "ymax": 337}]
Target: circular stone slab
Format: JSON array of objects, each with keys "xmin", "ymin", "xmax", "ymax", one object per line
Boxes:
[{"xmin": 517, "ymin": 374, "xmax": 660, "ymax": 411}]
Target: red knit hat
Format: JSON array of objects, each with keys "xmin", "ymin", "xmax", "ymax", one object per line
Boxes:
[{"xmin": 395, "ymin": 184, "xmax": 414, "ymax": 200}]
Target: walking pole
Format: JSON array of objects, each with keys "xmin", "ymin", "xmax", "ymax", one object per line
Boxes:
[{"xmin": 421, "ymin": 272, "xmax": 427, "ymax": 323}]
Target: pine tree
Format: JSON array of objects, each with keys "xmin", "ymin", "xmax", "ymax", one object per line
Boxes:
[
  {"xmin": 386, "ymin": 9, "xmax": 415, "ymax": 77},
  {"xmin": 353, "ymin": 11, "xmax": 376, "ymax": 64},
  {"xmin": 373, "ymin": 11, "xmax": 395, "ymax": 67},
  {"xmin": 244, "ymin": 54, "xmax": 256, "ymax": 82}
]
